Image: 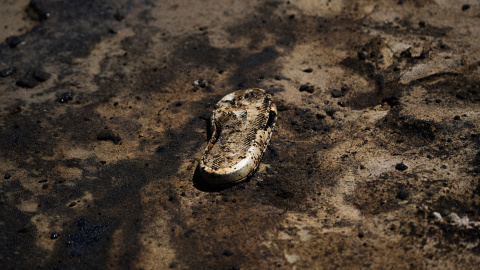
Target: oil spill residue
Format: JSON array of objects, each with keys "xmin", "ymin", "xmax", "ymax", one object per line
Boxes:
[
  {"xmin": 65, "ymin": 218, "xmax": 112, "ymax": 259},
  {"xmin": 1, "ymin": 0, "xmax": 131, "ymax": 79}
]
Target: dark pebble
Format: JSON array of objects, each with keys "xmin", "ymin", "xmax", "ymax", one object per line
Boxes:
[
  {"xmin": 100, "ymin": 160, "xmax": 107, "ymax": 164},
  {"xmin": 223, "ymin": 249, "xmax": 234, "ymax": 256},
  {"xmin": 42, "ymin": 184, "xmax": 48, "ymax": 189},
  {"xmin": 58, "ymin": 92, "xmax": 73, "ymax": 103},
  {"xmin": 29, "ymin": 0, "xmax": 50, "ymax": 20},
  {"xmin": 299, "ymin": 84, "xmax": 314, "ymax": 93},
  {"xmin": 10, "ymin": 106, "xmax": 22, "ymax": 114},
  {"xmin": 156, "ymin": 147, "xmax": 166, "ymax": 153},
  {"xmin": 50, "ymin": 233, "xmax": 59, "ymax": 239},
  {"xmin": 16, "ymin": 68, "xmax": 50, "ymax": 88},
  {"xmin": 456, "ymin": 92, "xmax": 468, "ymax": 100},
  {"xmin": 454, "ymin": 115, "xmax": 460, "ymax": 120},
  {"xmin": 68, "ymin": 202, "xmax": 76, "ymax": 207},
  {"xmin": 114, "ymin": 10, "xmax": 125, "ymax": 21},
  {"xmin": 6, "ymin": 35, "xmax": 25, "ymax": 48},
  {"xmin": 337, "ymin": 101, "xmax": 346, "ymax": 107},
  {"xmin": 0, "ymin": 67, "xmax": 16, "ymax": 77},
  {"xmin": 276, "ymin": 188, "xmax": 294, "ymax": 199},
  {"xmin": 357, "ymin": 51, "xmax": 367, "ymax": 60},
  {"xmin": 462, "ymin": 4, "xmax": 470, "ymax": 11},
  {"xmin": 288, "ymin": 14, "xmax": 295, "ymax": 19},
  {"xmin": 32, "ymin": 68, "xmax": 51, "ymax": 82},
  {"xmin": 396, "ymin": 190, "xmax": 409, "ymax": 200},
  {"xmin": 4, "ymin": 173, "xmax": 11, "ymax": 179},
  {"xmin": 395, "ymin": 163, "xmax": 408, "ymax": 171},
  {"xmin": 303, "ymin": 68, "xmax": 313, "ymax": 73},
  {"xmin": 358, "ymin": 232, "xmax": 364, "ymax": 238},
  {"xmin": 229, "ymin": 264, "xmax": 240, "ymax": 270},
  {"xmin": 435, "ymin": 99, "xmax": 442, "ymax": 103},
  {"xmin": 418, "ymin": 21, "xmax": 425, "ymax": 28},
  {"xmin": 16, "ymin": 71, "xmax": 39, "ymax": 88},
  {"xmin": 108, "ymin": 28, "xmax": 117, "ymax": 34},
  {"xmin": 331, "ymin": 89, "xmax": 343, "ymax": 98},
  {"xmin": 97, "ymin": 130, "xmax": 122, "ymax": 144}
]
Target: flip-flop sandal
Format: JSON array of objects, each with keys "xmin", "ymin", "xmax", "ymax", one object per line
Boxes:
[{"xmin": 198, "ymin": 88, "xmax": 277, "ymax": 186}]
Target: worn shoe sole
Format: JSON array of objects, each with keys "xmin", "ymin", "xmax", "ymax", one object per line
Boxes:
[{"xmin": 198, "ymin": 88, "xmax": 277, "ymax": 186}]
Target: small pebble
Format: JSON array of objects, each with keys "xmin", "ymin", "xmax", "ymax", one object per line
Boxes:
[
  {"xmin": 58, "ymin": 92, "xmax": 73, "ymax": 103},
  {"xmin": 4, "ymin": 173, "xmax": 11, "ymax": 179},
  {"xmin": 303, "ymin": 68, "xmax": 313, "ymax": 73},
  {"xmin": 462, "ymin": 4, "xmax": 470, "ymax": 11},
  {"xmin": 50, "ymin": 233, "xmax": 59, "ymax": 239},
  {"xmin": 396, "ymin": 190, "xmax": 409, "ymax": 200},
  {"xmin": 97, "ymin": 130, "xmax": 122, "ymax": 144},
  {"xmin": 114, "ymin": 10, "xmax": 125, "ymax": 21},
  {"xmin": 223, "ymin": 249, "xmax": 234, "ymax": 256},
  {"xmin": 299, "ymin": 84, "xmax": 314, "ymax": 93},
  {"xmin": 358, "ymin": 51, "xmax": 367, "ymax": 60},
  {"xmin": 395, "ymin": 163, "xmax": 408, "ymax": 171},
  {"xmin": 0, "ymin": 67, "xmax": 16, "ymax": 77},
  {"xmin": 229, "ymin": 264, "xmax": 240, "ymax": 270},
  {"xmin": 32, "ymin": 68, "xmax": 51, "ymax": 82}
]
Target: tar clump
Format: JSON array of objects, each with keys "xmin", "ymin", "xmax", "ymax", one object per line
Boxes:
[
  {"xmin": 97, "ymin": 130, "xmax": 122, "ymax": 144},
  {"xmin": 58, "ymin": 92, "xmax": 74, "ymax": 103},
  {"xmin": 395, "ymin": 163, "xmax": 408, "ymax": 171}
]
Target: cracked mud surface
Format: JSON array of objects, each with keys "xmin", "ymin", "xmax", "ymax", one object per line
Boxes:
[{"xmin": 1, "ymin": 0, "xmax": 480, "ymax": 269}]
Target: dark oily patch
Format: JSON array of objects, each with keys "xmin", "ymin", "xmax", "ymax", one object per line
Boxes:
[
  {"xmin": 370, "ymin": 17, "xmax": 451, "ymax": 38},
  {"xmin": 422, "ymin": 75, "xmax": 480, "ymax": 103},
  {"xmin": 345, "ymin": 177, "xmax": 409, "ymax": 216},
  {"xmin": 1, "ymin": 0, "xmax": 131, "ymax": 79},
  {"xmin": 378, "ymin": 108, "xmax": 439, "ymax": 147}
]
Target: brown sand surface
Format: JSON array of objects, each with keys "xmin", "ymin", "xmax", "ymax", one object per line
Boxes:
[{"xmin": 1, "ymin": 0, "xmax": 480, "ymax": 269}]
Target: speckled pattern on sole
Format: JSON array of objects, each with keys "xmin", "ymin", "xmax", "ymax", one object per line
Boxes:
[{"xmin": 198, "ymin": 88, "xmax": 277, "ymax": 186}]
